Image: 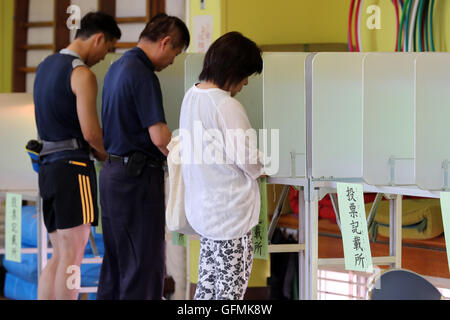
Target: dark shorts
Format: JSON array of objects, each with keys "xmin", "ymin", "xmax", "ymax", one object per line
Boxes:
[{"xmin": 38, "ymin": 158, "xmax": 99, "ymax": 233}]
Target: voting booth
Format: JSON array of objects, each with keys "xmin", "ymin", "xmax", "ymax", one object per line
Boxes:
[
  {"xmin": 415, "ymin": 53, "xmax": 450, "ymax": 191},
  {"xmin": 263, "ymin": 52, "xmax": 309, "ymax": 179},
  {"xmin": 311, "ymin": 53, "xmax": 367, "ymax": 181},
  {"xmin": 363, "ymin": 53, "xmax": 418, "ymax": 186},
  {"xmin": 0, "ymin": 94, "xmax": 38, "ymax": 192},
  {"xmin": 90, "ymin": 53, "xmax": 123, "ymax": 126}
]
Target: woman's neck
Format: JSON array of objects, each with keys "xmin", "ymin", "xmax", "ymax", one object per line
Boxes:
[{"xmin": 196, "ymin": 81, "xmax": 220, "ymax": 90}]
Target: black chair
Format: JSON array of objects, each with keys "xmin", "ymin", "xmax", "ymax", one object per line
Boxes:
[{"xmin": 368, "ymin": 269, "xmax": 442, "ymax": 300}]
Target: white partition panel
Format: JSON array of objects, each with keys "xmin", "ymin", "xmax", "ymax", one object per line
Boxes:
[
  {"xmin": 185, "ymin": 53, "xmax": 204, "ymax": 92},
  {"xmin": 185, "ymin": 54, "xmax": 263, "ymax": 130},
  {"xmin": 91, "ymin": 53, "xmax": 123, "ymax": 125},
  {"xmin": 0, "ymin": 94, "xmax": 38, "ymax": 191},
  {"xmin": 312, "ymin": 53, "xmax": 367, "ymax": 180},
  {"xmin": 415, "ymin": 53, "xmax": 450, "ymax": 190},
  {"xmin": 263, "ymin": 52, "xmax": 308, "ymax": 178},
  {"xmin": 363, "ymin": 53, "xmax": 418, "ymax": 186},
  {"xmin": 159, "ymin": 53, "xmax": 189, "ymax": 131}
]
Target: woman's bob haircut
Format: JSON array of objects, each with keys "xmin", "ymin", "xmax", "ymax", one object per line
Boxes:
[{"xmin": 199, "ymin": 32, "xmax": 263, "ymax": 89}]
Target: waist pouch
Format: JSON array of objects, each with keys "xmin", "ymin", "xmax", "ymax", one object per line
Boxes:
[{"xmin": 25, "ymin": 138, "xmax": 89, "ymax": 173}]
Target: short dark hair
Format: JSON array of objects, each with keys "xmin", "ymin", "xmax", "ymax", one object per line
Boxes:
[
  {"xmin": 199, "ymin": 32, "xmax": 263, "ymax": 89},
  {"xmin": 75, "ymin": 11, "xmax": 122, "ymax": 42},
  {"xmin": 139, "ymin": 13, "xmax": 190, "ymax": 50}
]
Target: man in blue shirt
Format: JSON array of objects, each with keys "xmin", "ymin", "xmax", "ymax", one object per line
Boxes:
[
  {"xmin": 98, "ymin": 13, "xmax": 190, "ymax": 300},
  {"xmin": 34, "ymin": 12, "xmax": 121, "ymax": 300}
]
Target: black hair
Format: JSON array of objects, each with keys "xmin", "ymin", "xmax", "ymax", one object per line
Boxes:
[
  {"xmin": 75, "ymin": 11, "xmax": 122, "ymax": 42},
  {"xmin": 139, "ymin": 13, "xmax": 190, "ymax": 50},
  {"xmin": 199, "ymin": 32, "xmax": 263, "ymax": 89}
]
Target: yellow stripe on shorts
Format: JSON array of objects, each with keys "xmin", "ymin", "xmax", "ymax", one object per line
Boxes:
[
  {"xmin": 78, "ymin": 174, "xmax": 87, "ymax": 224},
  {"xmin": 85, "ymin": 176, "xmax": 94, "ymax": 223},
  {"xmin": 70, "ymin": 161, "xmax": 87, "ymax": 167}
]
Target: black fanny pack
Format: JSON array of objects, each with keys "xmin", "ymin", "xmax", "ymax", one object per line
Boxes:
[
  {"xmin": 26, "ymin": 138, "xmax": 89, "ymax": 172},
  {"xmin": 40, "ymin": 139, "xmax": 89, "ymax": 156}
]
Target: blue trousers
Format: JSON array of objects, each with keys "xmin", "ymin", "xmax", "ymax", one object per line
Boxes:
[{"xmin": 96, "ymin": 161, "xmax": 165, "ymax": 300}]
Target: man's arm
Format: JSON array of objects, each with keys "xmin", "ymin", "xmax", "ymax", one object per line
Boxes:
[
  {"xmin": 71, "ymin": 66, "xmax": 107, "ymax": 161},
  {"xmin": 148, "ymin": 122, "xmax": 171, "ymax": 157}
]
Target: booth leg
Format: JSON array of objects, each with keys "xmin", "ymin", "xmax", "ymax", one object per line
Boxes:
[
  {"xmin": 298, "ymin": 188, "xmax": 306, "ymax": 300},
  {"xmin": 304, "ymin": 183, "xmax": 318, "ymax": 300},
  {"xmin": 389, "ymin": 195, "xmax": 403, "ymax": 269}
]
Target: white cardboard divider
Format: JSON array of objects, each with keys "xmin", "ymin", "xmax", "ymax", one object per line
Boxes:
[
  {"xmin": 263, "ymin": 52, "xmax": 308, "ymax": 178},
  {"xmin": 362, "ymin": 53, "xmax": 418, "ymax": 186},
  {"xmin": 159, "ymin": 53, "xmax": 189, "ymax": 131},
  {"xmin": 91, "ymin": 53, "xmax": 123, "ymax": 125},
  {"xmin": 311, "ymin": 53, "xmax": 367, "ymax": 180},
  {"xmin": 0, "ymin": 94, "xmax": 38, "ymax": 192},
  {"xmin": 415, "ymin": 53, "xmax": 450, "ymax": 190}
]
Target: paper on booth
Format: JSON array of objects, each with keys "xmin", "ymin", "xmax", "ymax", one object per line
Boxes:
[
  {"xmin": 5, "ymin": 193, "xmax": 22, "ymax": 263},
  {"xmin": 337, "ymin": 183, "xmax": 373, "ymax": 272},
  {"xmin": 440, "ymin": 192, "xmax": 450, "ymax": 273}
]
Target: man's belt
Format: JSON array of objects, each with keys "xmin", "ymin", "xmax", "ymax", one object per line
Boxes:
[
  {"xmin": 40, "ymin": 139, "xmax": 88, "ymax": 157},
  {"xmin": 108, "ymin": 154, "xmax": 163, "ymax": 169}
]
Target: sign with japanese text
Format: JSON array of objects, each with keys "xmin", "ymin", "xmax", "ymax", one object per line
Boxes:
[
  {"xmin": 337, "ymin": 183, "xmax": 373, "ymax": 272},
  {"xmin": 253, "ymin": 178, "xmax": 268, "ymax": 260},
  {"xmin": 193, "ymin": 15, "xmax": 213, "ymax": 53},
  {"xmin": 440, "ymin": 192, "xmax": 450, "ymax": 273},
  {"xmin": 5, "ymin": 193, "xmax": 22, "ymax": 263},
  {"xmin": 172, "ymin": 232, "xmax": 188, "ymax": 247}
]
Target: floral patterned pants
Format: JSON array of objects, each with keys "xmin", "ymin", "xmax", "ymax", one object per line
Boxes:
[{"xmin": 194, "ymin": 231, "xmax": 254, "ymax": 300}]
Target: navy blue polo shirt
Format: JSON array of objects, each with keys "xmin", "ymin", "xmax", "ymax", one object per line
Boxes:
[{"xmin": 102, "ymin": 47, "xmax": 166, "ymax": 161}]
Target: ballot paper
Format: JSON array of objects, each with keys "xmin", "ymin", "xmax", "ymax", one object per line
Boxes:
[{"xmin": 253, "ymin": 178, "xmax": 268, "ymax": 260}]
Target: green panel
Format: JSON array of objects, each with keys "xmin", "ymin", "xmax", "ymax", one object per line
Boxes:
[
  {"xmin": 312, "ymin": 53, "xmax": 367, "ymax": 180},
  {"xmin": 185, "ymin": 54, "xmax": 204, "ymax": 91},
  {"xmin": 158, "ymin": 53, "xmax": 188, "ymax": 131},
  {"xmin": 415, "ymin": 53, "xmax": 450, "ymax": 190},
  {"xmin": 0, "ymin": 94, "xmax": 37, "ymax": 191},
  {"xmin": 363, "ymin": 53, "xmax": 417, "ymax": 186},
  {"xmin": 236, "ymin": 73, "xmax": 263, "ymax": 131},
  {"xmin": 90, "ymin": 53, "xmax": 123, "ymax": 126}
]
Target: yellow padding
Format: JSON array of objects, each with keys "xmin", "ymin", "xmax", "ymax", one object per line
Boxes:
[{"xmin": 366, "ymin": 199, "xmax": 443, "ymax": 240}]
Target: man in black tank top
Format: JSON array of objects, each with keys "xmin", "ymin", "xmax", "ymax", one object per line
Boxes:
[{"xmin": 33, "ymin": 12, "xmax": 121, "ymax": 300}]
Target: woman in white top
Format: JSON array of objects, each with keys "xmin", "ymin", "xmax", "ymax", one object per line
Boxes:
[{"xmin": 179, "ymin": 32, "xmax": 264, "ymax": 300}]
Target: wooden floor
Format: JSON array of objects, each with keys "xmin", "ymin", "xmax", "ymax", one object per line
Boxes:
[{"xmin": 276, "ymin": 213, "xmax": 450, "ymax": 279}]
